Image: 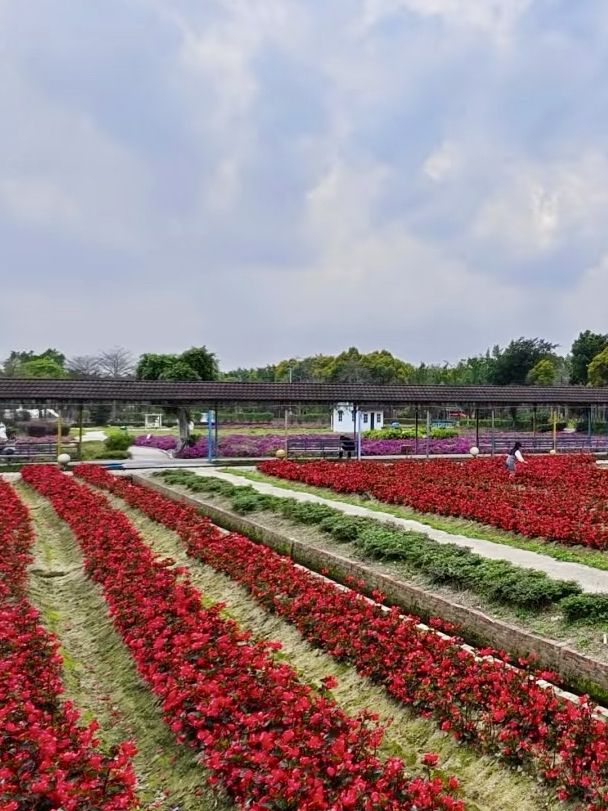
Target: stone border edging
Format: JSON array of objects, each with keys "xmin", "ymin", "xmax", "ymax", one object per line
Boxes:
[{"xmin": 133, "ymin": 474, "xmax": 608, "ymax": 695}]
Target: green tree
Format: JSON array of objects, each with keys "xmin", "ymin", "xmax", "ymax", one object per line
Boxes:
[
  {"xmin": 526, "ymin": 358, "xmax": 557, "ymax": 385},
  {"xmin": 588, "ymin": 346, "xmax": 608, "ymax": 387},
  {"xmin": 2, "ymin": 348, "xmax": 66, "ymax": 377},
  {"xmin": 160, "ymin": 360, "xmax": 200, "ymax": 380},
  {"xmin": 570, "ymin": 331, "xmax": 608, "ymax": 384},
  {"xmin": 19, "ymin": 358, "xmax": 68, "ymax": 378},
  {"xmin": 488, "ymin": 338, "xmax": 558, "ymax": 385},
  {"xmin": 328, "ymin": 348, "xmax": 371, "ymax": 384},
  {"xmin": 136, "ymin": 347, "xmax": 219, "ymax": 447},
  {"xmin": 179, "ymin": 346, "xmax": 218, "ymax": 380},
  {"xmin": 136, "ymin": 353, "xmax": 178, "ymax": 380},
  {"xmin": 361, "ymin": 350, "xmax": 414, "ymax": 384},
  {"xmin": 222, "ymin": 365, "xmax": 276, "ymax": 382}
]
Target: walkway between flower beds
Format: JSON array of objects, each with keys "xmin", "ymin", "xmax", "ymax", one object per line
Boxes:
[{"xmin": 180, "ymin": 468, "xmax": 608, "ymax": 594}]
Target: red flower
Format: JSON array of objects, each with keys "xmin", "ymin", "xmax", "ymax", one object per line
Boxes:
[
  {"xmin": 74, "ymin": 462, "xmax": 608, "ymax": 808},
  {"xmin": 23, "ymin": 465, "xmax": 461, "ymax": 811}
]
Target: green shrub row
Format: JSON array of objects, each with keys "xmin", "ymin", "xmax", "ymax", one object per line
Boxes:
[
  {"xmin": 156, "ymin": 471, "xmax": 608, "ymax": 623},
  {"xmin": 366, "ymin": 427, "xmax": 459, "ymax": 440},
  {"xmin": 104, "ymin": 430, "xmax": 133, "ymax": 452},
  {"xmin": 560, "ymin": 594, "xmax": 608, "ymax": 623}
]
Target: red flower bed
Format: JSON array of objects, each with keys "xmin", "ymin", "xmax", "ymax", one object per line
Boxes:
[
  {"xmin": 76, "ymin": 464, "xmax": 608, "ymax": 809},
  {"xmin": 258, "ymin": 456, "xmax": 608, "ymax": 549},
  {"xmin": 0, "ymin": 479, "xmax": 136, "ymax": 811},
  {"xmin": 23, "ymin": 465, "xmax": 462, "ymax": 811}
]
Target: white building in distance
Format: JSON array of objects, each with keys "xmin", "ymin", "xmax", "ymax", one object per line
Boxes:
[{"xmin": 330, "ymin": 402, "xmax": 384, "ymax": 433}]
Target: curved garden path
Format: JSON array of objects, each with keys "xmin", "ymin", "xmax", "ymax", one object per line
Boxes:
[{"xmin": 182, "ymin": 468, "xmax": 608, "ymax": 594}]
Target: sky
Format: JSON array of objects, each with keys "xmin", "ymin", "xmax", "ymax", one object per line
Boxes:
[{"xmin": 1, "ymin": 0, "xmax": 607, "ymax": 370}]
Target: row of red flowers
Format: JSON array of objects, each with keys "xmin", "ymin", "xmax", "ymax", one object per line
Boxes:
[
  {"xmin": 258, "ymin": 456, "xmax": 608, "ymax": 549},
  {"xmin": 22, "ymin": 465, "xmax": 462, "ymax": 810},
  {"xmin": 0, "ymin": 478, "xmax": 136, "ymax": 811},
  {"xmin": 76, "ymin": 464, "xmax": 608, "ymax": 809}
]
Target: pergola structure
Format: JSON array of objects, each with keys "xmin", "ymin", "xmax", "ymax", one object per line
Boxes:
[
  {"xmin": 1, "ymin": 379, "xmax": 607, "ymax": 407},
  {"xmin": 1, "ymin": 379, "xmax": 607, "ymax": 460}
]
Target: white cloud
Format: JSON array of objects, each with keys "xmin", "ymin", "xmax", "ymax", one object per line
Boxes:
[
  {"xmin": 205, "ymin": 157, "xmax": 241, "ymax": 212},
  {"xmin": 362, "ymin": 0, "xmax": 532, "ymax": 41},
  {"xmin": 423, "ymin": 141, "xmax": 462, "ymax": 182},
  {"xmin": 473, "ymin": 152, "xmax": 608, "ymax": 258},
  {"xmin": 0, "ymin": 66, "xmax": 153, "ymax": 251},
  {"xmin": 0, "ymin": 176, "xmax": 78, "ymax": 227},
  {"xmin": 282, "ymin": 158, "xmax": 525, "ymax": 343},
  {"xmin": 178, "ymin": 0, "xmax": 306, "ymax": 126},
  {"xmin": 1, "ymin": 0, "xmax": 608, "ymax": 367},
  {"xmin": 563, "ymin": 255, "xmax": 608, "ymax": 333}
]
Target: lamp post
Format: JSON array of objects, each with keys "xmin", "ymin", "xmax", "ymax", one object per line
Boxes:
[
  {"xmin": 207, "ymin": 410, "xmax": 215, "ymax": 463},
  {"xmin": 284, "ymin": 409, "xmax": 292, "ymax": 455}
]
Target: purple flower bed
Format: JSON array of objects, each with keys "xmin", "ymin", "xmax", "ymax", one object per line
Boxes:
[
  {"xmin": 134, "ymin": 430, "xmax": 608, "ymax": 458},
  {"xmin": 134, "ymin": 433, "xmax": 473, "ymax": 457},
  {"xmin": 133, "ymin": 434, "xmax": 177, "ymax": 451}
]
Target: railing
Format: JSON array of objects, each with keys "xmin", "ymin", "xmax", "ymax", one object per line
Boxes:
[
  {"xmin": 286, "ymin": 436, "xmax": 343, "ymax": 457},
  {"xmin": 475, "ymin": 434, "xmax": 608, "ymax": 455},
  {"xmin": 0, "ymin": 441, "xmax": 80, "ymax": 465}
]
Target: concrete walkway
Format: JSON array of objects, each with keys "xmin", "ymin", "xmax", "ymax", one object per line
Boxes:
[{"xmin": 183, "ymin": 467, "xmax": 608, "ymax": 594}]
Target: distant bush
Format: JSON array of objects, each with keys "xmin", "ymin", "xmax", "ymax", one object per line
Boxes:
[
  {"xmin": 367, "ymin": 428, "xmax": 416, "ymax": 440},
  {"xmin": 430, "ymin": 428, "xmax": 459, "ymax": 439},
  {"xmin": 537, "ymin": 421, "xmax": 568, "ymax": 433},
  {"xmin": 93, "ymin": 450, "xmax": 130, "ymax": 460},
  {"xmin": 575, "ymin": 419, "xmax": 608, "ymax": 435},
  {"xmin": 279, "ymin": 501, "xmax": 336, "ymax": 525},
  {"xmin": 104, "ymin": 431, "xmax": 132, "ymax": 452},
  {"xmin": 367, "ymin": 427, "xmax": 458, "ymax": 440},
  {"xmin": 26, "ymin": 422, "xmax": 70, "ymax": 438}
]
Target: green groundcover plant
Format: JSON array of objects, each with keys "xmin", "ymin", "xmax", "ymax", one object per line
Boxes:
[{"xmin": 156, "ymin": 471, "xmax": 608, "ymax": 622}]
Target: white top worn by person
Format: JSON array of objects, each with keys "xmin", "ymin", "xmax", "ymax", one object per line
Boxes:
[{"xmin": 505, "ymin": 441, "xmax": 526, "ymax": 474}]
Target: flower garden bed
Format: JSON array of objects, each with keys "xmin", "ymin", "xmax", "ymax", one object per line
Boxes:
[
  {"xmin": 22, "ymin": 464, "xmax": 461, "ymax": 810},
  {"xmin": 134, "ymin": 431, "xmax": 608, "ymax": 459},
  {"xmin": 258, "ymin": 456, "xmax": 608, "ymax": 549},
  {"xmin": 153, "ymin": 470, "xmax": 587, "ymax": 614},
  {"xmin": 134, "ymin": 432, "xmax": 473, "ymax": 457},
  {"xmin": 76, "ymin": 464, "xmax": 608, "ymax": 809},
  {"xmin": 0, "ymin": 478, "xmax": 136, "ymax": 811}
]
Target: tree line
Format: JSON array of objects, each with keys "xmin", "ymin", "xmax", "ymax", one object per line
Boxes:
[
  {"xmin": 1, "ymin": 331, "xmax": 608, "ymax": 387},
  {"xmin": 223, "ymin": 333, "xmax": 608, "ymax": 387}
]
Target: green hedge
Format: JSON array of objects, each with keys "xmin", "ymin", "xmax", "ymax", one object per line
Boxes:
[
  {"xmin": 104, "ymin": 431, "xmax": 132, "ymax": 452},
  {"xmin": 156, "ymin": 470, "xmax": 586, "ymax": 615},
  {"xmin": 560, "ymin": 594, "xmax": 608, "ymax": 623},
  {"xmin": 367, "ymin": 427, "xmax": 459, "ymax": 440}
]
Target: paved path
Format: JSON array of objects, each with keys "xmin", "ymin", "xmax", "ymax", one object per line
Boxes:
[
  {"xmin": 183, "ymin": 467, "xmax": 608, "ymax": 594},
  {"xmin": 81, "ymin": 430, "xmax": 108, "ymax": 442}
]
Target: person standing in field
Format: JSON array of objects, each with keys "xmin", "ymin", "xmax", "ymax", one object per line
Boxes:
[{"xmin": 505, "ymin": 441, "xmax": 526, "ymax": 476}]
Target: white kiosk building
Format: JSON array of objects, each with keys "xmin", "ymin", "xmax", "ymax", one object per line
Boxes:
[{"xmin": 331, "ymin": 402, "xmax": 384, "ymax": 433}]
